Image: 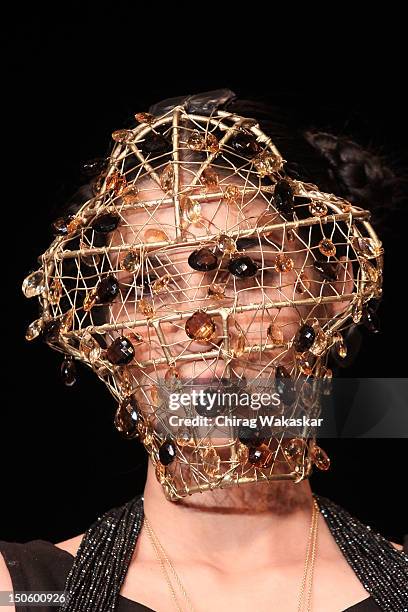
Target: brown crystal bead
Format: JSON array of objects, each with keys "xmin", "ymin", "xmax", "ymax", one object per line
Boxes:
[
  {"xmin": 295, "ymin": 272, "xmax": 310, "ymax": 294},
  {"xmin": 223, "ymin": 185, "xmax": 240, "ymax": 203},
  {"xmin": 282, "ymin": 438, "xmax": 306, "ymax": 464},
  {"xmin": 96, "ymin": 275, "xmax": 120, "ymax": 303},
  {"xmin": 160, "ymin": 164, "xmax": 174, "ymax": 191},
  {"xmin": 158, "ymin": 439, "xmax": 177, "ymax": 466},
  {"xmin": 228, "ymin": 256, "xmax": 258, "ymax": 278},
  {"xmin": 205, "ymin": 133, "xmax": 219, "ymax": 153},
  {"xmin": 105, "ymin": 170, "xmax": 127, "ymax": 194},
  {"xmin": 61, "ymin": 356, "xmax": 77, "ymax": 387},
  {"xmin": 360, "ymin": 259, "xmax": 379, "ymax": 283},
  {"xmin": 138, "ymin": 298, "xmax": 155, "ymax": 318},
  {"xmin": 117, "ymin": 366, "xmax": 134, "ymax": 396},
  {"xmin": 273, "ymin": 179, "xmax": 295, "ymax": 219},
  {"xmin": 185, "ymin": 311, "xmax": 216, "ymax": 341},
  {"xmin": 92, "ymin": 212, "xmax": 120, "ymax": 233},
  {"xmin": 186, "ymin": 130, "xmax": 206, "ymax": 150},
  {"xmin": 155, "ymin": 462, "xmax": 167, "ymax": 484},
  {"xmin": 309, "ymin": 201, "xmax": 328, "ymax": 217},
  {"xmin": 83, "ymin": 288, "xmax": 98, "ymax": 312},
  {"xmin": 144, "ymin": 228, "xmax": 168, "ymax": 243},
  {"xmin": 80, "ymin": 332, "xmax": 102, "ymax": 363},
  {"xmin": 230, "ymin": 132, "xmax": 262, "ymax": 157},
  {"xmin": 207, "ymin": 282, "xmax": 226, "ymax": 300},
  {"xmin": 309, "ymin": 327, "xmax": 328, "ymax": 356},
  {"xmin": 121, "ymin": 185, "xmax": 139, "ymax": 204},
  {"xmin": 67, "ymin": 217, "xmax": 84, "ymax": 234},
  {"xmin": 48, "ymin": 278, "xmax": 62, "ymax": 305},
  {"xmin": 135, "ymin": 112, "xmax": 155, "ymax": 125},
  {"xmin": 218, "ymin": 234, "xmax": 236, "ymax": 254},
  {"xmin": 318, "ymin": 239, "xmax": 336, "ymax": 257},
  {"xmin": 236, "ymin": 442, "xmax": 249, "ymax": 465},
  {"xmin": 267, "ymin": 323, "xmax": 284, "ymax": 345},
  {"xmin": 340, "ymin": 201, "xmax": 352, "ymax": 212},
  {"xmin": 201, "ymin": 446, "xmax": 220, "ymax": 477},
  {"xmin": 25, "ymin": 318, "xmax": 43, "ymax": 341},
  {"xmin": 52, "ymin": 215, "xmax": 76, "ymax": 236},
  {"xmin": 313, "ymin": 260, "xmax": 338, "ymax": 282},
  {"xmin": 188, "ymin": 248, "xmax": 218, "ymax": 272},
  {"xmin": 152, "ymin": 274, "xmax": 170, "ymax": 294},
  {"xmin": 121, "ymin": 250, "xmax": 140, "ymax": 274},
  {"xmin": 177, "ymin": 431, "xmax": 193, "ymax": 447},
  {"xmin": 253, "ymin": 151, "xmax": 283, "ymax": 176},
  {"xmin": 180, "ymin": 196, "xmax": 201, "ymax": 225},
  {"xmin": 352, "ymin": 296, "xmax": 363, "ymax": 323},
  {"xmin": 274, "ymin": 254, "xmax": 294, "ymax": 273},
  {"xmin": 233, "ymin": 333, "xmax": 246, "ymax": 358},
  {"xmin": 22, "ymin": 269, "xmax": 45, "ymax": 298},
  {"xmin": 335, "ymin": 333, "xmax": 348, "ymax": 359},
  {"xmin": 201, "ymin": 167, "xmax": 219, "ymax": 188},
  {"xmin": 248, "ymin": 444, "xmax": 272, "ymax": 468},
  {"xmin": 106, "ymin": 336, "xmax": 135, "ymax": 365},
  {"xmin": 311, "ymin": 444, "xmax": 330, "ymax": 471},
  {"xmin": 42, "ymin": 319, "xmax": 61, "ymax": 343},
  {"xmin": 295, "ymin": 352, "xmax": 316, "ymax": 376},
  {"xmin": 60, "ymin": 309, "xmax": 74, "ymax": 334},
  {"xmin": 294, "ymin": 324, "xmax": 315, "ymax": 352},
  {"xmin": 115, "ymin": 396, "xmax": 140, "ymax": 439},
  {"xmin": 112, "ymin": 129, "xmax": 135, "ymax": 144}
]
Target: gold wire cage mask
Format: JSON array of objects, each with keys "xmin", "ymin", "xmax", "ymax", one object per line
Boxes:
[{"xmin": 22, "ymin": 103, "xmax": 383, "ymax": 501}]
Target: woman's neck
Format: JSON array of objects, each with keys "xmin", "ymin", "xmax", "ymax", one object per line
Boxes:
[{"xmin": 142, "ymin": 462, "xmax": 315, "ymax": 570}]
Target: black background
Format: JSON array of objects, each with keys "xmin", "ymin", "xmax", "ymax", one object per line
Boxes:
[{"xmin": 2, "ymin": 9, "xmax": 407, "ymax": 544}]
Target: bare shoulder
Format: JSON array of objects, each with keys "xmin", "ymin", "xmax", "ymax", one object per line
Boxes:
[
  {"xmin": 55, "ymin": 533, "xmax": 85, "ymax": 557},
  {"xmin": 0, "ymin": 551, "xmax": 15, "ymax": 611}
]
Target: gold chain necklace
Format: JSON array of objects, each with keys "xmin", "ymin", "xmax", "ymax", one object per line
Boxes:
[{"xmin": 144, "ymin": 499, "xmax": 319, "ymax": 612}]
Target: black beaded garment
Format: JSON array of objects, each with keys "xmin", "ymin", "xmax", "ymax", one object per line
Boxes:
[{"xmin": 51, "ymin": 495, "xmax": 407, "ymax": 612}]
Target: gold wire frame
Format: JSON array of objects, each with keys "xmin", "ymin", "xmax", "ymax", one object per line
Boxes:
[{"xmin": 23, "ymin": 105, "xmax": 384, "ymax": 500}]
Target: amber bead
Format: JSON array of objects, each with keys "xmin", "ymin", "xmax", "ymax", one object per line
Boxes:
[
  {"xmin": 92, "ymin": 212, "xmax": 120, "ymax": 233},
  {"xmin": 106, "ymin": 336, "xmax": 135, "ymax": 365},
  {"xmin": 294, "ymin": 324, "xmax": 316, "ymax": 353},
  {"xmin": 311, "ymin": 445, "xmax": 330, "ymax": 471},
  {"xmin": 309, "ymin": 201, "xmax": 328, "ymax": 217},
  {"xmin": 144, "ymin": 228, "xmax": 168, "ymax": 243},
  {"xmin": 318, "ymin": 239, "xmax": 336, "ymax": 257},
  {"xmin": 121, "ymin": 250, "xmax": 140, "ymax": 274},
  {"xmin": 267, "ymin": 323, "xmax": 284, "ymax": 345},
  {"xmin": 115, "ymin": 397, "xmax": 139, "ymax": 439},
  {"xmin": 188, "ymin": 248, "xmax": 218, "ymax": 272},
  {"xmin": 228, "ymin": 256, "xmax": 258, "ymax": 278},
  {"xmin": 185, "ymin": 311, "xmax": 215, "ymax": 341},
  {"xmin": 274, "ymin": 254, "xmax": 294, "ymax": 273},
  {"xmin": 112, "ymin": 129, "xmax": 135, "ymax": 144},
  {"xmin": 201, "ymin": 447, "xmax": 220, "ymax": 477},
  {"xmin": 159, "ymin": 439, "xmax": 177, "ymax": 466}
]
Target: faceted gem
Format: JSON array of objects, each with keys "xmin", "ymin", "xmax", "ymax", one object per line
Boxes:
[
  {"xmin": 139, "ymin": 133, "xmax": 171, "ymax": 155},
  {"xmin": 25, "ymin": 318, "xmax": 43, "ymax": 341},
  {"xmin": 309, "ymin": 201, "xmax": 328, "ymax": 217},
  {"xmin": 92, "ymin": 212, "xmax": 120, "ymax": 233},
  {"xmin": 228, "ymin": 256, "xmax": 258, "ymax": 278},
  {"xmin": 233, "ymin": 333, "xmax": 246, "ymax": 358},
  {"xmin": 360, "ymin": 259, "xmax": 379, "ymax": 283},
  {"xmin": 313, "ymin": 260, "xmax": 338, "ymax": 282},
  {"xmin": 48, "ymin": 278, "xmax": 62, "ymax": 305},
  {"xmin": 309, "ymin": 327, "xmax": 328, "ymax": 356},
  {"xmin": 311, "ymin": 445, "xmax": 330, "ymax": 471},
  {"xmin": 138, "ymin": 298, "xmax": 155, "ymax": 318},
  {"xmin": 106, "ymin": 170, "xmax": 127, "ymax": 194},
  {"xmin": 181, "ymin": 196, "xmax": 201, "ymax": 225},
  {"xmin": 121, "ymin": 250, "xmax": 140, "ymax": 274},
  {"xmin": 352, "ymin": 296, "xmax": 363, "ymax": 323},
  {"xmin": 160, "ymin": 164, "xmax": 174, "ymax": 191},
  {"xmin": 152, "ymin": 274, "xmax": 170, "ymax": 294},
  {"xmin": 114, "ymin": 397, "xmax": 139, "ymax": 439},
  {"xmin": 80, "ymin": 240, "xmax": 100, "ymax": 267},
  {"xmin": 121, "ymin": 185, "xmax": 139, "ymax": 204},
  {"xmin": 273, "ymin": 180, "xmax": 294, "ymax": 218},
  {"xmin": 81, "ymin": 158, "xmax": 108, "ymax": 176},
  {"xmin": 112, "ymin": 129, "xmax": 135, "ymax": 144},
  {"xmin": 80, "ymin": 332, "xmax": 102, "ymax": 363},
  {"xmin": 158, "ymin": 439, "xmax": 177, "ymax": 466},
  {"xmin": 236, "ymin": 443, "xmax": 249, "ymax": 465},
  {"xmin": 201, "ymin": 447, "xmax": 221, "ymax": 477},
  {"xmin": 282, "ymin": 438, "xmax": 306, "ymax": 464},
  {"xmin": 295, "ymin": 272, "xmax": 310, "ymax": 294},
  {"xmin": 253, "ymin": 151, "xmax": 282, "ymax": 176},
  {"xmin": 135, "ymin": 112, "xmax": 155, "ymax": 125},
  {"xmin": 67, "ymin": 217, "xmax": 84, "ymax": 234},
  {"xmin": 207, "ymin": 283, "xmax": 225, "ymax": 299},
  {"xmin": 155, "ymin": 463, "xmax": 167, "ymax": 484},
  {"xmin": 61, "ymin": 356, "xmax": 77, "ymax": 387},
  {"xmin": 223, "ymin": 185, "xmax": 240, "ymax": 203},
  {"xmin": 333, "ymin": 332, "xmax": 347, "ymax": 359},
  {"xmin": 60, "ymin": 309, "xmax": 74, "ymax": 334},
  {"xmin": 185, "ymin": 311, "xmax": 216, "ymax": 341},
  {"xmin": 238, "ymin": 425, "xmax": 266, "ymax": 447},
  {"xmin": 52, "ymin": 215, "xmax": 75, "ymax": 236},
  {"xmin": 22, "ymin": 269, "xmax": 45, "ymax": 298},
  {"xmin": 248, "ymin": 444, "xmax": 272, "ymax": 468},
  {"xmin": 218, "ymin": 234, "xmax": 236, "ymax": 255},
  {"xmin": 83, "ymin": 288, "xmax": 98, "ymax": 312},
  {"xmin": 294, "ymin": 324, "xmax": 316, "ymax": 353},
  {"xmin": 201, "ymin": 167, "xmax": 219, "ymax": 188},
  {"xmin": 96, "ymin": 275, "xmax": 120, "ymax": 303},
  {"xmin": 106, "ymin": 336, "xmax": 135, "ymax": 365},
  {"xmin": 318, "ymin": 239, "xmax": 336, "ymax": 257},
  {"xmin": 230, "ymin": 132, "xmax": 262, "ymax": 157},
  {"xmin": 188, "ymin": 248, "xmax": 218, "ymax": 272},
  {"xmin": 267, "ymin": 323, "xmax": 284, "ymax": 345},
  {"xmin": 205, "ymin": 133, "xmax": 219, "ymax": 153},
  {"xmin": 42, "ymin": 319, "xmax": 61, "ymax": 343},
  {"xmin": 117, "ymin": 366, "xmax": 134, "ymax": 396},
  {"xmin": 274, "ymin": 254, "xmax": 294, "ymax": 273},
  {"xmin": 186, "ymin": 131, "xmax": 206, "ymax": 150},
  {"xmin": 295, "ymin": 352, "xmax": 316, "ymax": 376},
  {"xmin": 362, "ymin": 306, "xmax": 380, "ymax": 333},
  {"xmin": 144, "ymin": 228, "xmax": 168, "ymax": 243}
]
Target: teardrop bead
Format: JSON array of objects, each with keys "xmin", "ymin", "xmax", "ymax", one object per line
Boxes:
[
  {"xmin": 294, "ymin": 324, "xmax": 316, "ymax": 353},
  {"xmin": 61, "ymin": 356, "xmax": 77, "ymax": 387},
  {"xmin": 22, "ymin": 270, "xmax": 45, "ymax": 298},
  {"xmin": 273, "ymin": 179, "xmax": 294, "ymax": 218},
  {"xmin": 115, "ymin": 397, "xmax": 140, "ymax": 439},
  {"xmin": 158, "ymin": 439, "xmax": 177, "ymax": 466},
  {"xmin": 188, "ymin": 248, "xmax": 218, "ymax": 271}
]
